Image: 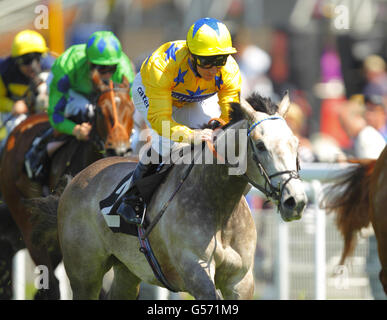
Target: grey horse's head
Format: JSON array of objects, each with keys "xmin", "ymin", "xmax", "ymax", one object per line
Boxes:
[{"xmin": 223, "ymin": 92, "xmax": 307, "ymax": 222}]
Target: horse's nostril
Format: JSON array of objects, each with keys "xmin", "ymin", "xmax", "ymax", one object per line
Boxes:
[{"xmin": 284, "ymin": 197, "xmax": 296, "ymax": 209}]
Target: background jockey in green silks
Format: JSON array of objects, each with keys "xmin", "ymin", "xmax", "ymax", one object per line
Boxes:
[{"xmin": 25, "ymin": 30, "xmax": 136, "ymax": 181}]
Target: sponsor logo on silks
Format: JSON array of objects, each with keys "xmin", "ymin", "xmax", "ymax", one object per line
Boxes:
[
  {"xmin": 137, "ymin": 87, "xmax": 149, "ymax": 108},
  {"xmin": 172, "ymin": 91, "xmax": 216, "ymax": 103}
]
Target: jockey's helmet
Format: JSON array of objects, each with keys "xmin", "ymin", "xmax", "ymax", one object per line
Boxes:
[
  {"xmin": 86, "ymin": 31, "xmax": 122, "ymax": 66},
  {"xmin": 11, "ymin": 30, "xmax": 48, "ymax": 57},
  {"xmin": 186, "ymin": 17, "xmax": 237, "ymax": 57}
]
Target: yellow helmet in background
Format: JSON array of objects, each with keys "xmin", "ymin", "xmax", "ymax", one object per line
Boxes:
[
  {"xmin": 186, "ymin": 17, "xmax": 237, "ymax": 56},
  {"xmin": 11, "ymin": 30, "xmax": 49, "ymax": 57}
]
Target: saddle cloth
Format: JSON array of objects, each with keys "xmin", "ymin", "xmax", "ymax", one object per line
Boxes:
[{"xmin": 99, "ymin": 163, "xmax": 174, "ymax": 236}]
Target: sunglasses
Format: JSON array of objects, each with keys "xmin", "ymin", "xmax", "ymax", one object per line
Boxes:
[
  {"xmin": 91, "ymin": 64, "xmax": 117, "ymax": 74},
  {"xmin": 193, "ymin": 54, "xmax": 229, "ymax": 69},
  {"xmin": 15, "ymin": 53, "xmax": 42, "ymax": 65}
]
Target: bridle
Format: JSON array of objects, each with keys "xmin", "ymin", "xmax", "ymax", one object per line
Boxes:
[{"xmin": 209, "ymin": 116, "xmax": 301, "ymax": 210}]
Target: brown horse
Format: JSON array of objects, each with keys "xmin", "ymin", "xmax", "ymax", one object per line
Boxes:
[
  {"xmin": 0, "ymin": 73, "xmax": 135, "ymax": 299},
  {"xmin": 323, "ymin": 147, "xmax": 387, "ymax": 296}
]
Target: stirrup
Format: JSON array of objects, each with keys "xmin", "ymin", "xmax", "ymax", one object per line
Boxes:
[
  {"xmin": 25, "ymin": 148, "xmax": 47, "ymax": 181},
  {"xmin": 116, "ymin": 196, "xmax": 143, "ymax": 225}
]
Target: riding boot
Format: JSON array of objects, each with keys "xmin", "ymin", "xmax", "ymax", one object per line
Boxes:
[
  {"xmin": 25, "ymin": 146, "xmax": 49, "ymax": 181},
  {"xmin": 116, "ymin": 161, "xmax": 155, "ymax": 225},
  {"xmin": 25, "ymin": 128, "xmax": 53, "ymax": 181}
]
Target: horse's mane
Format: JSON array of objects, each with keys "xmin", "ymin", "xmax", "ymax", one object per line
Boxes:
[
  {"xmin": 201, "ymin": 93, "xmax": 278, "ymax": 131},
  {"xmin": 227, "ymin": 92, "xmax": 279, "ymax": 128}
]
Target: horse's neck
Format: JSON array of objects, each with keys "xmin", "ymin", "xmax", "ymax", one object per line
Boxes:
[
  {"xmin": 175, "ymin": 159, "xmax": 247, "ymax": 226},
  {"xmin": 184, "ymin": 162, "xmax": 248, "ymax": 221}
]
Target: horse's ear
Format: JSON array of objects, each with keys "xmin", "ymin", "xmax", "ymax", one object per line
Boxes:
[
  {"xmin": 120, "ymin": 76, "xmax": 131, "ymax": 92},
  {"xmin": 92, "ymin": 69, "xmax": 103, "ymax": 89},
  {"xmin": 278, "ymin": 90, "xmax": 290, "ymax": 117},
  {"xmin": 120, "ymin": 76, "xmax": 130, "ymax": 88},
  {"xmin": 92, "ymin": 69, "xmax": 110, "ymax": 92}
]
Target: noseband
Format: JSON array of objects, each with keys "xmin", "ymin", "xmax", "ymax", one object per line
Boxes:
[{"xmin": 244, "ymin": 116, "xmax": 301, "ymax": 209}]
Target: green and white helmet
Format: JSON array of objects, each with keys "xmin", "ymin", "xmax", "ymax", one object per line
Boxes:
[{"xmin": 85, "ymin": 31, "xmax": 122, "ymax": 65}]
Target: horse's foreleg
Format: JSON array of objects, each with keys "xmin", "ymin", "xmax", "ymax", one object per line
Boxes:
[
  {"xmin": 179, "ymin": 257, "xmax": 220, "ymax": 300},
  {"xmin": 108, "ymin": 259, "xmax": 141, "ymax": 300},
  {"xmin": 218, "ymin": 267, "xmax": 255, "ymax": 300}
]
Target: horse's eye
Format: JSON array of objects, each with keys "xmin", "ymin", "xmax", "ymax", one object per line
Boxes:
[{"xmin": 256, "ymin": 141, "xmax": 266, "ymax": 152}]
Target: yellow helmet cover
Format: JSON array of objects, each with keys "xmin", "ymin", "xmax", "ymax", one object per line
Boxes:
[
  {"xmin": 11, "ymin": 30, "xmax": 48, "ymax": 57},
  {"xmin": 186, "ymin": 17, "xmax": 237, "ymax": 56}
]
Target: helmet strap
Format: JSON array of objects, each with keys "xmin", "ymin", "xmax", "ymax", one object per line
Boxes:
[{"xmin": 188, "ymin": 52, "xmax": 201, "ymax": 78}]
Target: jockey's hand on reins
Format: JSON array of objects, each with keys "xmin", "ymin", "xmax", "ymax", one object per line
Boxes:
[
  {"xmin": 207, "ymin": 119, "xmax": 223, "ymax": 130},
  {"xmin": 190, "ymin": 129, "xmax": 213, "ymax": 145}
]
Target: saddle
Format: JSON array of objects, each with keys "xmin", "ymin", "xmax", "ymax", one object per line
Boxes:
[
  {"xmin": 99, "ymin": 162, "xmax": 174, "ymax": 236},
  {"xmin": 25, "ymin": 112, "xmax": 91, "ymax": 183}
]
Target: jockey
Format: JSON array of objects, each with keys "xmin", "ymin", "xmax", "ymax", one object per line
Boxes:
[
  {"xmin": 116, "ymin": 17, "xmax": 242, "ymax": 224},
  {"xmin": 0, "ymin": 30, "xmax": 55, "ymax": 146},
  {"xmin": 24, "ymin": 30, "xmax": 136, "ymax": 181}
]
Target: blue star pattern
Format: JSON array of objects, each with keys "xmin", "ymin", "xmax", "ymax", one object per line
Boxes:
[
  {"xmin": 87, "ymin": 35, "xmax": 96, "ymax": 48},
  {"xmin": 192, "ymin": 18, "xmax": 220, "ymax": 38},
  {"xmin": 165, "ymin": 43, "xmax": 179, "ymax": 61},
  {"xmin": 173, "ymin": 68, "xmax": 188, "ymax": 86},
  {"xmin": 186, "ymin": 86, "xmax": 207, "ymax": 97},
  {"xmin": 144, "ymin": 55, "xmax": 151, "ymax": 65},
  {"xmin": 215, "ymin": 75, "xmax": 223, "ymax": 89},
  {"xmin": 97, "ymin": 38, "xmax": 107, "ymax": 53}
]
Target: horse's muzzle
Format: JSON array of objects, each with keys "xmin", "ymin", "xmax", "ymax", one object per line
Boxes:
[
  {"xmin": 106, "ymin": 146, "xmax": 132, "ymax": 157},
  {"xmin": 279, "ymin": 181, "xmax": 307, "ymax": 222}
]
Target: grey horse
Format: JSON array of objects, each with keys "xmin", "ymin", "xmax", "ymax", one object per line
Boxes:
[{"xmin": 57, "ymin": 93, "xmax": 307, "ymax": 299}]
